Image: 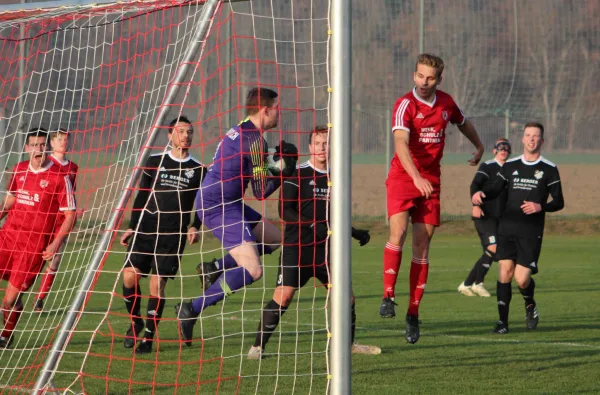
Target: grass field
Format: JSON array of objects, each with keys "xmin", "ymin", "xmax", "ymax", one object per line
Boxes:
[{"xmin": 3, "ymin": 221, "xmax": 598, "ymax": 394}]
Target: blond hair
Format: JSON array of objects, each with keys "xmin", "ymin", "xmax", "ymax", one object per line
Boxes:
[
  {"xmin": 49, "ymin": 128, "xmax": 68, "ymax": 141},
  {"xmin": 415, "ymin": 53, "xmax": 445, "ymax": 78}
]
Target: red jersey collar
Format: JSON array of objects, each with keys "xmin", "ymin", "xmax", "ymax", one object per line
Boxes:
[{"xmin": 412, "ymin": 87, "xmax": 436, "ymax": 108}]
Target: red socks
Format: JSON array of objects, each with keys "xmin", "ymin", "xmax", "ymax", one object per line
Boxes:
[
  {"xmin": 2, "ymin": 304, "xmax": 23, "ymax": 339},
  {"xmin": 383, "ymin": 242, "xmax": 402, "ymax": 299},
  {"xmin": 407, "ymin": 258, "xmax": 429, "ymax": 317},
  {"xmin": 37, "ymin": 267, "xmax": 57, "ymax": 300}
]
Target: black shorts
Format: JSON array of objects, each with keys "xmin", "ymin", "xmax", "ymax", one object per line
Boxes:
[
  {"xmin": 495, "ymin": 235, "xmax": 543, "ymax": 275},
  {"xmin": 124, "ymin": 233, "xmax": 186, "ymax": 279},
  {"xmin": 473, "ymin": 218, "xmax": 499, "ymax": 248},
  {"xmin": 276, "ymin": 246, "xmax": 329, "ymax": 289}
]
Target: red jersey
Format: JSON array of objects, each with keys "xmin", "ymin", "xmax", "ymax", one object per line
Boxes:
[
  {"xmin": 49, "ymin": 155, "xmax": 79, "ymax": 189},
  {"xmin": 5, "ymin": 160, "xmax": 76, "ymax": 237},
  {"xmin": 389, "ymin": 88, "xmax": 465, "ymax": 182}
]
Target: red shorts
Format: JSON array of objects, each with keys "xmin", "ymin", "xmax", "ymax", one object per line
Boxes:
[
  {"xmin": 386, "ymin": 176, "xmax": 441, "ymax": 227},
  {"xmin": 0, "ymin": 228, "xmax": 47, "ymax": 291}
]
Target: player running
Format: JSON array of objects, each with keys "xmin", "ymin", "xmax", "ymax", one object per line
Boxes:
[
  {"xmin": 33, "ymin": 128, "xmax": 79, "ymax": 312},
  {"xmin": 472, "ymin": 122, "xmax": 564, "ymax": 334},
  {"xmin": 119, "ymin": 115, "xmax": 205, "ymax": 354},
  {"xmin": 458, "ymin": 138, "xmax": 511, "ymax": 298},
  {"xmin": 382, "ymin": 53, "xmax": 484, "ymax": 344},
  {"xmin": 0, "ymin": 129, "xmax": 76, "ymax": 348},
  {"xmin": 247, "ymin": 126, "xmax": 379, "ymax": 360},
  {"xmin": 176, "ymin": 87, "xmax": 298, "ymax": 346}
]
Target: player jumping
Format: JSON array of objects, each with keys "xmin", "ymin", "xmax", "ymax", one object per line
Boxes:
[
  {"xmin": 382, "ymin": 53, "xmax": 484, "ymax": 344},
  {"xmin": 176, "ymin": 87, "xmax": 298, "ymax": 346}
]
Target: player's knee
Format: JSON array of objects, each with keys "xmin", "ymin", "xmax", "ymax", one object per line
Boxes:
[
  {"xmin": 388, "ymin": 226, "xmax": 407, "ymax": 245},
  {"xmin": 498, "ymin": 265, "xmax": 514, "ymax": 282},
  {"xmin": 123, "ymin": 267, "xmax": 140, "ymax": 287},
  {"xmin": 272, "ymin": 287, "xmax": 295, "ymax": 307},
  {"xmin": 514, "ymin": 273, "xmax": 530, "ymax": 289},
  {"xmin": 2, "ymin": 296, "xmax": 15, "ymax": 310},
  {"xmin": 245, "ymin": 264, "xmax": 263, "ymax": 281}
]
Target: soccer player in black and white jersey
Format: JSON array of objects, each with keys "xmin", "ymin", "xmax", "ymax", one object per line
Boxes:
[
  {"xmin": 247, "ymin": 126, "xmax": 380, "ymax": 360},
  {"xmin": 119, "ymin": 115, "xmax": 206, "ymax": 354},
  {"xmin": 458, "ymin": 138, "xmax": 511, "ymax": 298},
  {"xmin": 472, "ymin": 122, "xmax": 564, "ymax": 334}
]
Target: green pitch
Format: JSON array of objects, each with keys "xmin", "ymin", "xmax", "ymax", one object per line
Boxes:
[{"xmin": 11, "ymin": 223, "xmax": 600, "ymax": 394}]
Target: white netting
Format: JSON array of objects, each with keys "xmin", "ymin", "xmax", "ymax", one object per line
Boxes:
[{"xmin": 0, "ymin": 0, "xmax": 331, "ymax": 393}]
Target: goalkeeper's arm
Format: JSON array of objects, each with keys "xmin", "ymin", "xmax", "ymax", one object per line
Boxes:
[{"xmin": 249, "ymin": 139, "xmax": 297, "ymax": 200}]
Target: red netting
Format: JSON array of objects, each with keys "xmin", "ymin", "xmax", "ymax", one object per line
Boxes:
[{"xmin": 0, "ymin": 0, "xmax": 330, "ymax": 393}]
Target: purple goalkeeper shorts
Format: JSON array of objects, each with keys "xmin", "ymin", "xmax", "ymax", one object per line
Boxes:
[{"xmin": 199, "ymin": 203, "xmax": 263, "ymax": 250}]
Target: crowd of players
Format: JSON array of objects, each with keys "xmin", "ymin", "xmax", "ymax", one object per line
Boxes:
[{"xmin": 0, "ymin": 53, "xmax": 564, "ymax": 356}]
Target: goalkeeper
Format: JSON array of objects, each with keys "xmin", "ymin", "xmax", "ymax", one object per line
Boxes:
[
  {"xmin": 247, "ymin": 126, "xmax": 380, "ymax": 359},
  {"xmin": 176, "ymin": 88, "xmax": 298, "ymax": 345}
]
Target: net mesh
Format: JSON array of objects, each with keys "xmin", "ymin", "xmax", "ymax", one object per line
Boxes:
[{"xmin": 0, "ymin": 0, "xmax": 331, "ymax": 393}]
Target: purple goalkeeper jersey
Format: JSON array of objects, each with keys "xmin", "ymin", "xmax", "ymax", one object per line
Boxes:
[{"xmin": 198, "ymin": 118, "xmax": 281, "ymax": 210}]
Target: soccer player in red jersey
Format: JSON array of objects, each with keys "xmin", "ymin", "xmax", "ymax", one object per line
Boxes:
[
  {"xmin": 0, "ymin": 129, "xmax": 76, "ymax": 348},
  {"xmin": 381, "ymin": 54, "xmax": 485, "ymax": 344},
  {"xmin": 33, "ymin": 128, "xmax": 79, "ymax": 312}
]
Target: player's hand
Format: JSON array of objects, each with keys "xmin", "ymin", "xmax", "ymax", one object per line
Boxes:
[
  {"xmin": 521, "ymin": 201, "xmax": 542, "ymax": 215},
  {"xmin": 313, "ymin": 221, "xmax": 329, "ymax": 242},
  {"xmin": 120, "ymin": 228, "xmax": 134, "ymax": 247},
  {"xmin": 471, "ymin": 191, "xmax": 486, "ymax": 205},
  {"xmin": 187, "ymin": 226, "xmax": 199, "ymax": 245},
  {"xmin": 468, "ymin": 146, "xmax": 484, "ymax": 166},
  {"xmin": 351, "ymin": 228, "xmax": 371, "ymax": 246},
  {"xmin": 472, "ymin": 205, "xmax": 484, "ymax": 218},
  {"xmin": 275, "ymin": 140, "xmax": 299, "ymax": 177},
  {"xmin": 42, "ymin": 241, "xmax": 59, "ymax": 261},
  {"xmin": 413, "ymin": 176, "xmax": 434, "ymax": 199}
]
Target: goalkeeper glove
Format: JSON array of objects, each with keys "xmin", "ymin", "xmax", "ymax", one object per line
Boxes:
[
  {"xmin": 351, "ymin": 228, "xmax": 371, "ymax": 246},
  {"xmin": 274, "ymin": 140, "xmax": 298, "ymax": 177}
]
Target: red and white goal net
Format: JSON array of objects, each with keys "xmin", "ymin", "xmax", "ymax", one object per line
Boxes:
[{"xmin": 0, "ymin": 0, "xmax": 331, "ymax": 393}]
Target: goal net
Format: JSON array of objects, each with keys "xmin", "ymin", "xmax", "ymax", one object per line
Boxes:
[{"xmin": 0, "ymin": 0, "xmax": 332, "ymax": 393}]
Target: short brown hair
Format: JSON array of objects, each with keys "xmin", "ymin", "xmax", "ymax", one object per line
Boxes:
[
  {"xmin": 309, "ymin": 125, "xmax": 328, "ymax": 145},
  {"xmin": 523, "ymin": 122, "xmax": 544, "ymax": 138},
  {"xmin": 26, "ymin": 127, "xmax": 48, "ymax": 145},
  {"xmin": 246, "ymin": 88, "xmax": 278, "ymax": 115},
  {"xmin": 415, "ymin": 53, "xmax": 445, "ymax": 78},
  {"xmin": 49, "ymin": 128, "xmax": 68, "ymax": 141},
  {"xmin": 168, "ymin": 115, "xmax": 192, "ymax": 133}
]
